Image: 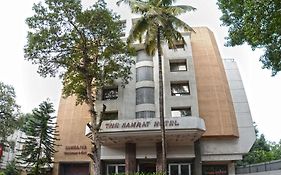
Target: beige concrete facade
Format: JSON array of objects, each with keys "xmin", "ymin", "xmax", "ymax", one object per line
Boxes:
[
  {"xmin": 53, "ymin": 96, "xmax": 92, "ymax": 175},
  {"xmin": 191, "ymin": 27, "xmax": 238, "ymax": 137}
]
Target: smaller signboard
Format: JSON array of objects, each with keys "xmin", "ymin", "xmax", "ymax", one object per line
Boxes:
[{"xmin": 64, "ymin": 145, "xmax": 87, "ymax": 155}]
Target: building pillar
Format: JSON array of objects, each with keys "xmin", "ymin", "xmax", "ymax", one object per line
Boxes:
[
  {"xmin": 194, "ymin": 140, "xmax": 202, "ymax": 175},
  {"xmin": 100, "ymin": 160, "xmax": 105, "ymax": 175},
  {"xmin": 228, "ymin": 161, "xmax": 235, "ymax": 175},
  {"xmin": 125, "ymin": 143, "xmax": 136, "ymax": 174},
  {"xmin": 52, "ymin": 162, "xmax": 59, "ymax": 175},
  {"xmin": 156, "ymin": 142, "xmax": 163, "ymax": 172}
]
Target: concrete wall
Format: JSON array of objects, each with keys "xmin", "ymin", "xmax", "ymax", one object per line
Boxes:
[
  {"xmin": 199, "ymin": 59, "xmax": 255, "ymax": 161},
  {"xmin": 96, "ymin": 32, "xmax": 199, "ymax": 121},
  {"xmin": 223, "ymin": 59, "xmax": 256, "ymax": 154},
  {"xmin": 238, "ymin": 170, "xmax": 281, "ymax": 175},
  {"xmin": 162, "ymin": 33, "xmax": 200, "ymax": 118},
  {"xmin": 189, "ymin": 27, "xmax": 255, "ymax": 161}
]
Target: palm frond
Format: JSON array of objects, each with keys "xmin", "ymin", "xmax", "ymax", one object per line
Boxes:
[
  {"xmin": 161, "ymin": 0, "xmax": 176, "ymax": 6},
  {"xmin": 128, "ymin": 0, "xmax": 195, "ymax": 55},
  {"xmin": 169, "ymin": 15, "xmax": 195, "ymax": 32},
  {"xmin": 130, "ymin": 0, "xmax": 152, "ymax": 14},
  {"xmin": 127, "ymin": 17, "xmax": 149, "ymax": 44},
  {"xmin": 161, "ymin": 20, "xmax": 186, "ymax": 48},
  {"xmin": 144, "ymin": 24, "xmax": 158, "ymax": 55},
  {"xmin": 116, "ymin": 0, "xmax": 132, "ymax": 6},
  {"xmin": 164, "ymin": 5, "xmax": 196, "ymax": 16}
]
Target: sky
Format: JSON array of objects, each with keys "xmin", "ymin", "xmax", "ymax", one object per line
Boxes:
[{"xmin": 0, "ymin": 0, "xmax": 280, "ymax": 142}]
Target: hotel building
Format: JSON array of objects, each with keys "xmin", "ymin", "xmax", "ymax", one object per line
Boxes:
[{"xmin": 52, "ymin": 20, "xmax": 255, "ymax": 175}]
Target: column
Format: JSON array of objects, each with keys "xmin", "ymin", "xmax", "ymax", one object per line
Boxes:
[
  {"xmin": 228, "ymin": 162, "xmax": 235, "ymax": 175},
  {"xmin": 194, "ymin": 140, "xmax": 202, "ymax": 175},
  {"xmin": 125, "ymin": 143, "xmax": 136, "ymax": 174},
  {"xmin": 156, "ymin": 142, "xmax": 163, "ymax": 172}
]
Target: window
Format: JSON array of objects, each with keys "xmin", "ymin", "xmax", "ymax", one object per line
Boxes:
[
  {"xmin": 202, "ymin": 165, "xmax": 228, "ymax": 175},
  {"xmin": 136, "ymin": 87, "xmax": 154, "ymax": 105},
  {"xmin": 170, "ymin": 60, "xmax": 187, "ymax": 72},
  {"xmin": 171, "ymin": 107, "xmax": 191, "ymax": 117},
  {"xmin": 102, "ymin": 111, "xmax": 118, "ymax": 120},
  {"xmin": 169, "ymin": 43, "xmax": 185, "ymax": 49},
  {"xmin": 136, "ymin": 111, "xmax": 155, "ymax": 118},
  {"xmin": 102, "ymin": 87, "xmax": 118, "ymax": 100},
  {"xmin": 171, "ymin": 82, "xmax": 190, "ymax": 96},
  {"xmin": 136, "ymin": 66, "xmax": 153, "ymax": 82},
  {"xmin": 169, "ymin": 163, "xmax": 191, "ymax": 175},
  {"xmin": 107, "ymin": 164, "xmax": 125, "ymax": 175}
]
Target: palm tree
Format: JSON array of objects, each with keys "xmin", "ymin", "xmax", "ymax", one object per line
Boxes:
[{"xmin": 118, "ymin": 0, "xmax": 195, "ymax": 173}]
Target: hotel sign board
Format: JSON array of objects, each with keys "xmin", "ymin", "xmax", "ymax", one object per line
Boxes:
[{"xmin": 99, "ymin": 117, "xmax": 205, "ymax": 133}]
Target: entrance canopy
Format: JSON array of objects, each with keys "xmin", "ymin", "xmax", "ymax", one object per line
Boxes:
[{"xmin": 86, "ymin": 117, "xmax": 205, "ymax": 145}]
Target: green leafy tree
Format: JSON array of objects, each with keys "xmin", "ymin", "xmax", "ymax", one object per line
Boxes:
[
  {"xmin": 217, "ymin": 0, "xmax": 281, "ymax": 76},
  {"xmin": 0, "ymin": 82, "xmax": 20, "ymax": 151},
  {"xmin": 237, "ymin": 126, "xmax": 281, "ymax": 165},
  {"xmin": 271, "ymin": 140, "xmax": 281, "ymax": 160},
  {"xmin": 118, "ymin": 0, "xmax": 195, "ymax": 173},
  {"xmin": 237, "ymin": 134, "xmax": 272, "ymax": 165},
  {"xmin": 24, "ymin": 0, "xmax": 134, "ymax": 174},
  {"xmin": 3, "ymin": 160, "xmax": 20, "ymax": 175},
  {"xmin": 17, "ymin": 101, "xmax": 59, "ymax": 175}
]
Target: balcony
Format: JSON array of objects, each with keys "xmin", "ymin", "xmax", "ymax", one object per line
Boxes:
[{"xmin": 85, "ymin": 117, "xmax": 205, "ymax": 145}]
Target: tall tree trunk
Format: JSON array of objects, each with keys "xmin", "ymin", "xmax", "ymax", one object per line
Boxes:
[
  {"xmin": 35, "ymin": 132, "xmax": 43, "ymax": 175},
  {"xmin": 85, "ymin": 78, "xmax": 101, "ymax": 175},
  {"xmin": 157, "ymin": 27, "xmax": 167, "ymax": 174},
  {"xmin": 81, "ymin": 43, "xmax": 101, "ymax": 175}
]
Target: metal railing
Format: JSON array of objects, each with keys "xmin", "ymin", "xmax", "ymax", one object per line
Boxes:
[{"xmin": 236, "ymin": 159, "xmax": 281, "ymax": 174}]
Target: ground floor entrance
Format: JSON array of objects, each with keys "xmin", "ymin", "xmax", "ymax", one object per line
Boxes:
[
  {"xmin": 59, "ymin": 163, "xmax": 89, "ymax": 175},
  {"xmin": 55, "ymin": 161, "xmax": 230, "ymax": 175},
  {"xmin": 139, "ymin": 162, "xmax": 156, "ymax": 173},
  {"xmin": 104, "ymin": 161, "xmax": 192, "ymax": 175}
]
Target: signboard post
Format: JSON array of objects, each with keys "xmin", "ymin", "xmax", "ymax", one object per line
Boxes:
[{"xmin": 0, "ymin": 144, "xmax": 3, "ymax": 159}]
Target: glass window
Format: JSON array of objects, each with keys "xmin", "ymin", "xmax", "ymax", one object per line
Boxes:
[
  {"xmin": 171, "ymin": 82, "xmax": 190, "ymax": 96},
  {"xmin": 170, "ymin": 165, "xmax": 179, "ymax": 175},
  {"xmin": 181, "ymin": 164, "xmax": 189, "ymax": 174},
  {"xmin": 136, "ymin": 87, "xmax": 154, "ymax": 105},
  {"xmin": 107, "ymin": 165, "xmax": 116, "ymax": 175},
  {"xmin": 170, "ymin": 60, "xmax": 187, "ymax": 72},
  {"xmin": 117, "ymin": 165, "xmax": 125, "ymax": 173},
  {"xmin": 136, "ymin": 111, "xmax": 155, "ymax": 118},
  {"xmin": 169, "ymin": 163, "xmax": 191, "ymax": 175},
  {"xmin": 136, "ymin": 66, "xmax": 153, "ymax": 82},
  {"xmin": 107, "ymin": 164, "xmax": 125, "ymax": 175},
  {"xmin": 103, "ymin": 111, "xmax": 118, "ymax": 120},
  {"xmin": 169, "ymin": 43, "xmax": 185, "ymax": 49},
  {"xmin": 102, "ymin": 87, "xmax": 118, "ymax": 100},
  {"xmin": 171, "ymin": 107, "xmax": 192, "ymax": 117}
]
